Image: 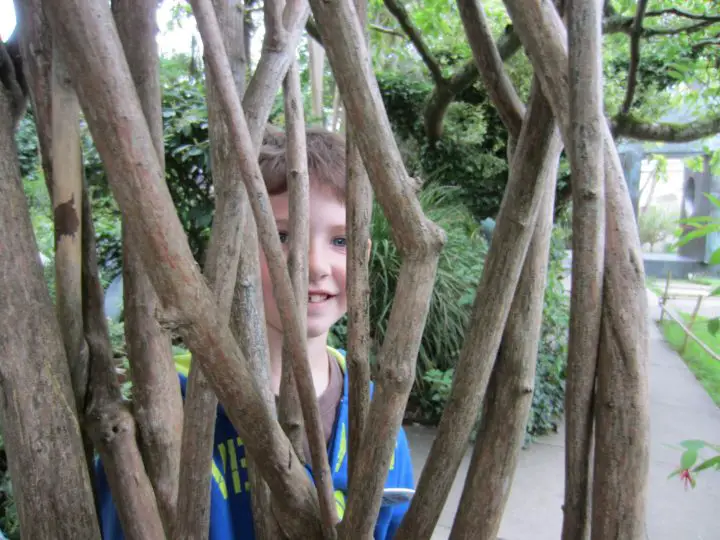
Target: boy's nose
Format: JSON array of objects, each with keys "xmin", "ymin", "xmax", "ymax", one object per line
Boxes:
[{"xmin": 308, "ymin": 242, "xmax": 331, "ymax": 281}]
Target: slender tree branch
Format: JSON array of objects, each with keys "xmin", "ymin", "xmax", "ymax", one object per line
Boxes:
[
  {"xmin": 621, "ymin": 0, "xmax": 649, "ymax": 115},
  {"xmin": 112, "ymin": 2, "xmax": 183, "ymax": 534},
  {"xmin": 345, "ymin": 0, "xmax": 373, "ymax": 494},
  {"xmin": 448, "ymin": 81, "xmax": 561, "ymax": 540},
  {"xmin": 456, "ymin": 0, "xmax": 524, "ymax": 138},
  {"xmin": 613, "ymin": 113, "xmax": 720, "ymax": 142},
  {"xmin": 264, "ymin": 0, "xmax": 287, "ymax": 51},
  {"xmin": 643, "ymin": 19, "xmax": 717, "ymax": 37},
  {"xmin": 243, "ymin": 0, "xmax": 309, "ymax": 151},
  {"xmin": 175, "ymin": 0, "xmax": 248, "ymax": 536},
  {"xmin": 51, "ymin": 46, "xmax": 86, "ymax": 439},
  {"xmin": 383, "ymin": 0, "xmax": 446, "ymax": 85},
  {"xmin": 279, "ymin": 59, "xmax": 309, "ymax": 462},
  {"xmin": 370, "ymin": 23, "xmax": 404, "ymax": 37},
  {"xmin": 13, "ymin": 0, "xmax": 53, "ymax": 195},
  {"xmin": 190, "ymin": 1, "xmax": 339, "ymax": 536},
  {"xmin": 644, "ymin": 8, "xmax": 720, "ymax": 22},
  {"xmin": 563, "ymin": 0, "xmax": 605, "ymax": 537}
]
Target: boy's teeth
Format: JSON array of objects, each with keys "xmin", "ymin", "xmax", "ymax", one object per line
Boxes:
[{"xmin": 308, "ymin": 294, "xmax": 329, "ymax": 303}]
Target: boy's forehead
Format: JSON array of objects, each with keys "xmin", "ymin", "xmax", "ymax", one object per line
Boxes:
[{"xmin": 269, "ymin": 185, "xmax": 346, "ymax": 223}]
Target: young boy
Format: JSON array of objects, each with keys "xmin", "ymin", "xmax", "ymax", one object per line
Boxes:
[{"xmin": 95, "ymin": 128, "xmax": 415, "ymax": 539}]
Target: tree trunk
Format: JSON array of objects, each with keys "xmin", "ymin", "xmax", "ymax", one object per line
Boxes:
[
  {"xmin": 112, "ymin": 2, "xmax": 183, "ymax": 534},
  {"xmin": 0, "ymin": 67, "xmax": 100, "ymax": 539}
]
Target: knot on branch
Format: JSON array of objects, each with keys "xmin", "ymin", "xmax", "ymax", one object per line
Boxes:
[
  {"xmin": 155, "ymin": 307, "xmax": 191, "ymax": 334},
  {"xmin": 86, "ymin": 403, "xmax": 136, "ymax": 445}
]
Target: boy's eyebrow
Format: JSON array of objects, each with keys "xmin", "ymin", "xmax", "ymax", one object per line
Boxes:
[{"xmin": 274, "ymin": 218, "xmax": 289, "ymax": 228}]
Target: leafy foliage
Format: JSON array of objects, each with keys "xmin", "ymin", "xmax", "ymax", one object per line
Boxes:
[{"xmin": 669, "ymin": 439, "xmax": 720, "ymax": 490}]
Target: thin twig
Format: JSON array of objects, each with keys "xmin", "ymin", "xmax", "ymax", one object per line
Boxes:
[
  {"xmin": 621, "ymin": 0, "xmax": 649, "ymax": 115},
  {"xmin": 279, "ymin": 59, "xmax": 309, "ymax": 462}
]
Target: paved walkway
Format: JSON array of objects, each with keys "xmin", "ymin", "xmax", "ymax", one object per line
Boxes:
[{"xmin": 405, "ymin": 289, "xmax": 720, "ymax": 539}]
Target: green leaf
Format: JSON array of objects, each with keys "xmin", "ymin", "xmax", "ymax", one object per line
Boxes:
[
  {"xmin": 708, "ymin": 317, "xmax": 720, "ymax": 336},
  {"xmin": 710, "ymin": 286, "xmax": 720, "ymax": 297},
  {"xmin": 680, "ymin": 440, "xmax": 706, "ymax": 451},
  {"xmin": 681, "ymin": 448, "xmax": 699, "ymax": 470},
  {"xmin": 709, "ymin": 248, "xmax": 720, "ymax": 266},
  {"xmin": 693, "ymin": 456, "xmax": 720, "ymax": 473}
]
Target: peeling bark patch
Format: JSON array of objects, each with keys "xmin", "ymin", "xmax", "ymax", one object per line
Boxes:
[{"xmin": 54, "ymin": 193, "xmax": 80, "ymax": 245}]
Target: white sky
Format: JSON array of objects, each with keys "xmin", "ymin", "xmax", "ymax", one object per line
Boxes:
[{"xmin": 0, "ymin": 0, "xmax": 197, "ymax": 55}]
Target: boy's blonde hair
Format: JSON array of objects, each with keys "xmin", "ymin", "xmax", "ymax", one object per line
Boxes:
[{"xmin": 259, "ymin": 127, "xmax": 346, "ymax": 199}]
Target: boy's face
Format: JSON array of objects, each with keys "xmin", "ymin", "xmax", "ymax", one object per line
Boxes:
[{"xmin": 260, "ymin": 182, "xmax": 348, "ymax": 340}]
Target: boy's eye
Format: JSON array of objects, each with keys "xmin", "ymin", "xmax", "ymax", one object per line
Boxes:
[
  {"xmin": 278, "ymin": 232, "xmax": 289, "ymax": 244},
  {"xmin": 332, "ymin": 237, "xmax": 347, "ymax": 248}
]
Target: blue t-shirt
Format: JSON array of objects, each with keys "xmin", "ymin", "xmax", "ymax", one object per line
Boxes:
[{"xmin": 95, "ymin": 347, "xmax": 414, "ymax": 539}]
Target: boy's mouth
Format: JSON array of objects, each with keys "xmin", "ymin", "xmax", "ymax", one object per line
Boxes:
[{"xmin": 308, "ymin": 293, "xmax": 332, "ymax": 304}]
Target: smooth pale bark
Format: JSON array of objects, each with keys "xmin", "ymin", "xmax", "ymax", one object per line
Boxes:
[
  {"xmin": 43, "ymin": 0, "xmax": 325, "ymax": 536},
  {"xmin": 449, "ymin": 81, "xmax": 562, "ymax": 540},
  {"xmin": 396, "ymin": 76, "xmax": 560, "ymax": 540},
  {"xmin": 175, "ymin": 0, "xmax": 248, "ymax": 537},
  {"xmin": 563, "ymin": 0, "xmax": 605, "ymax": 538},
  {"xmin": 279, "ymin": 60, "xmax": 310, "ymax": 462},
  {"xmin": 501, "ymin": 1, "xmax": 650, "ymax": 538},
  {"xmin": 345, "ymin": 0, "xmax": 373, "ymax": 493},
  {"xmin": 0, "ymin": 70, "xmax": 100, "ymax": 540},
  {"xmin": 51, "ymin": 47, "xmax": 86, "ymax": 419},
  {"xmin": 308, "ymin": 37, "xmax": 325, "ymax": 121},
  {"xmin": 112, "ymin": 2, "xmax": 183, "ymax": 533},
  {"xmin": 307, "ymin": 1, "xmax": 444, "ymax": 537}
]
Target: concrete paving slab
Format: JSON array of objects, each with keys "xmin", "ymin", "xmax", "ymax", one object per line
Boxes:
[{"xmin": 405, "ymin": 288, "xmax": 720, "ymax": 539}]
